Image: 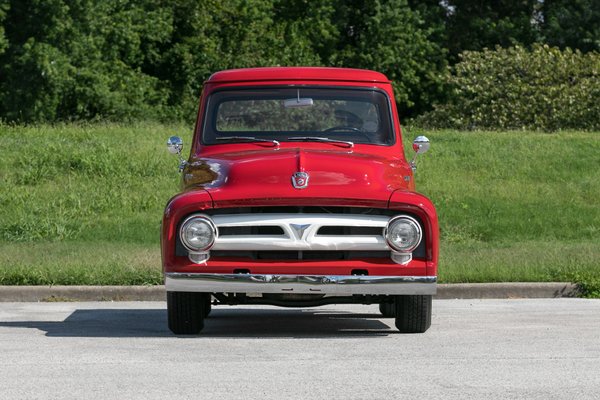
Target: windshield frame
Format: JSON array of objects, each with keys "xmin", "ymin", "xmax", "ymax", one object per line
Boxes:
[{"xmin": 200, "ymin": 85, "xmax": 397, "ymax": 147}]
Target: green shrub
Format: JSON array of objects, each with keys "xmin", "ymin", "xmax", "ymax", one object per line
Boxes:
[{"xmin": 415, "ymin": 45, "xmax": 600, "ymax": 131}]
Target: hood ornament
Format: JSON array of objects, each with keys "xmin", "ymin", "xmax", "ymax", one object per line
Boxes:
[{"xmin": 291, "ymin": 172, "xmax": 309, "ymax": 189}]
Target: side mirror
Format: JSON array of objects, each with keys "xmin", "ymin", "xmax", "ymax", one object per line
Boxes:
[
  {"xmin": 412, "ymin": 136, "xmax": 430, "ymax": 154},
  {"xmin": 166, "ymin": 136, "xmax": 187, "ymax": 172},
  {"xmin": 167, "ymin": 136, "xmax": 183, "ymax": 155},
  {"xmin": 410, "ymin": 135, "xmax": 430, "ymax": 172}
]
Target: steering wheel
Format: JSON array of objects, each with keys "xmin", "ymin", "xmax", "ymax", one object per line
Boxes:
[
  {"xmin": 323, "ymin": 126, "xmax": 372, "ymax": 143},
  {"xmin": 324, "ymin": 126, "xmax": 362, "ymax": 133}
]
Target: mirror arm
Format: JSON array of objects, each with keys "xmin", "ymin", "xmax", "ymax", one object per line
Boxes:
[
  {"xmin": 409, "ymin": 144, "xmax": 423, "ymax": 172},
  {"xmin": 176, "ymin": 151, "xmax": 187, "ymax": 173},
  {"xmin": 410, "ymin": 157, "xmax": 418, "ymax": 172}
]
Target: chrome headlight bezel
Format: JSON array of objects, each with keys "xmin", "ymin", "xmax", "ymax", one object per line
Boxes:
[
  {"xmin": 384, "ymin": 215, "xmax": 423, "ymax": 253},
  {"xmin": 179, "ymin": 214, "xmax": 217, "ymax": 252}
]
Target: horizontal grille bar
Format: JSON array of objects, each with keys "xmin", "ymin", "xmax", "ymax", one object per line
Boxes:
[
  {"xmin": 317, "ymin": 226, "xmax": 383, "ymax": 236},
  {"xmin": 211, "ymin": 250, "xmax": 391, "ymax": 260},
  {"xmin": 218, "ymin": 226, "xmax": 285, "ymax": 236}
]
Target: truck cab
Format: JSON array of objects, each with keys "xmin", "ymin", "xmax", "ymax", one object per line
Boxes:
[{"xmin": 162, "ymin": 67, "xmax": 438, "ymax": 334}]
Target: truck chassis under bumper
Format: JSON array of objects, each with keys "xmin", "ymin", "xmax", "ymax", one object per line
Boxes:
[{"xmin": 165, "ymin": 273, "xmax": 437, "ymax": 295}]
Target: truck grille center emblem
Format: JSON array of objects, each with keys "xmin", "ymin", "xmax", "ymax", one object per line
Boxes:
[
  {"xmin": 290, "ymin": 223, "xmax": 311, "ymax": 239},
  {"xmin": 291, "ymin": 172, "xmax": 309, "ymax": 189}
]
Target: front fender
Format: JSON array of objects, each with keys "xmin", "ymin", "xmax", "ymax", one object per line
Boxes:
[
  {"xmin": 388, "ymin": 189, "xmax": 439, "ymax": 276},
  {"xmin": 161, "ymin": 189, "xmax": 214, "ymax": 272}
]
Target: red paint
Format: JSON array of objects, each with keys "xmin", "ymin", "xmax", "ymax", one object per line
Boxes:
[
  {"xmin": 206, "ymin": 67, "xmax": 391, "ymax": 84},
  {"xmin": 162, "ymin": 67, "xmax": 438, "ymax": 279}
]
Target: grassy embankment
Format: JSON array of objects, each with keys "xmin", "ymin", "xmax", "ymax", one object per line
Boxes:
[{"xmin": 0, "ymin": 124, "xmax": 598, "ymax": 296}]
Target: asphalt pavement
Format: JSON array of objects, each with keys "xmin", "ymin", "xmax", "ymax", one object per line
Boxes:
[{"xmin": 0, "ymin": 299, "xmax": 599, "ymax": 399}]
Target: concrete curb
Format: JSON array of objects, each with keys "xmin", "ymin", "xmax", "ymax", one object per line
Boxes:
[
  {"xmin": 0, "ymin": 282, "xmax": 581, "ymax": 302},
  {"xmin": 434, "ymin": 282, "xmax": 580, "ymax": 299}
]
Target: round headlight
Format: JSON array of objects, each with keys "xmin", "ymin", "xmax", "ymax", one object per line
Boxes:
[
  {"xmin": 384, "ymin": 216, "xmax": 422, "ymax": 252},
  {"xmin": 179, "ymin": 215, "xmax": 217, "ymax": 251}
]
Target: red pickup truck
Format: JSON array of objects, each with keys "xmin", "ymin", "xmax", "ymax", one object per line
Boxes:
[{"xmin": 162, "ymin": 67, "xmax": 438, "ymax": 334}]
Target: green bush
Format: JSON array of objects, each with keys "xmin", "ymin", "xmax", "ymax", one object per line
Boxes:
[{"xmin": 415, "ymin": 45, "xmax": 600, "ymax": 131}]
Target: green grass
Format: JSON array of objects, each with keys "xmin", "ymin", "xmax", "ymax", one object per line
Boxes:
[
  {"xmin": 0, "ymin": 122, "xmax": 191, "ymax": 243},
  {"xmin": 0, "ymin": 242, "xmax": 162, "ymax": 285},
  {"xmin": 0, "ymin": 124, "xmax": 599, "ymax": 296},
  {"xmin": 407, "ymin": 129, "xmax": 600, "ymax": 297}
]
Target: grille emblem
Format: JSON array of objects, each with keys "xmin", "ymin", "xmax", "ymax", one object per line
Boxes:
[
  {"xmin": 291, "ymin": 172, "xmax": 309, "ymax": 189},
  {"xmin": 290, "ymin": 224, "xmax": 311, "ymax": 239}
]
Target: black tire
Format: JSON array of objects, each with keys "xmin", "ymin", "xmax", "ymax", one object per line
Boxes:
[
  {"xmin": 167, "ymin": 291, "xmax": 206, "ymax": 334},
  {"xmin": 379, "ymin": 302, "xmax": 395, "ymax": 318},
  {"xmin": 394, "ymin": 295, "xmax": 432, "ymax": 333},
  {"xmin": 204, "ymin": 295, "xmax": 212, "ymax": 317}
]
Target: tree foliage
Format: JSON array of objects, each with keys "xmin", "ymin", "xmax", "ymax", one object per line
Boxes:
[
  {"xmin": 329, "ymin": 0, "xmax": 447, "ymax": 116},
  {"xmin": 0, "ymin": 0, "xmax": 598, "ymax": 126},
  {"xmin": 0, "ymin": 0, "xmax": 447, "ymax": 122},
  {"xmin": 409, "ymin": 0, "xmax": 600, "ymax": 57},
  {"xmin": 447, "ymin": 0, "xmax": 539, "ymax": 59},
  {"xmin": 540, "ymin": 0, "xmax": 600, "ymax": 53},
  {"xmin": 0, "ymin": 0, "xmax": 171, "ymax": 122},
  {"xmin": 0, "ymin": 0, "xmax": 7, "ymax": 56}
]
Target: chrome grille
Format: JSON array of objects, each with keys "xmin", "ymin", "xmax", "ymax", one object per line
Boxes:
[{"xmin": 211, "ymin": 213, "xmax": 390, "ymax": 252}]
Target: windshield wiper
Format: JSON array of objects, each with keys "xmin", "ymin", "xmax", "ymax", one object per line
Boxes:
[
  {"xmin": 215, "ymin": 136, "xmax": 279, "ymax": 146},
  {"xmin": 286, "ymin": 136, "xmax": 354, "ymax": 148}
]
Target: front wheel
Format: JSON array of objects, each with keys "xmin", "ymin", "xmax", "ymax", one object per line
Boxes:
[
  {"xmin": 394, "ymin": 295, "xmax": 432, "ymax": 333},
  {"xmin": 378, "ymin": 302, "xmax": 395, "ymax": 318},
  {"xmin": 167, "ymin": 291, "xmax": 208, "ymax": 334},
  {"xmin": 204, "ymin": 296, "xmax": 212, "ymax": 317}
]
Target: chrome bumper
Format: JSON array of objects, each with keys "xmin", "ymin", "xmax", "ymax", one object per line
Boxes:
[{"xmin": 165, "ymin": 273, "xmax": 437, "ymax": 295}]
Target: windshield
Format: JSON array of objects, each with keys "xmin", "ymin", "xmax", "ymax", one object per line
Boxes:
[{"xmin": 202, "ymin": 87, "xmax": 394, "ymax": 145}]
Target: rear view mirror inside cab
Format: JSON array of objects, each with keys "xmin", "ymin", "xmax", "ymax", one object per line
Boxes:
[
  {"xmin": 284, "ymin": 89, "xmax": 314, "ymax": 108},
  {"xmin": 284, "ymin": 97, "xmax": 314, "ymax": 108}
]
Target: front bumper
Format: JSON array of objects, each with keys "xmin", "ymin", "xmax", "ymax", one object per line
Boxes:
[{"xmin": 165, "ymin": 273, "xmax": 437, "ymax": 295}]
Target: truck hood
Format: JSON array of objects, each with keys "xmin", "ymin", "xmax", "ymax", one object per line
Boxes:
[{"xmin": 182, "ymin": 147, "xmax": 412, "ymax": 203}]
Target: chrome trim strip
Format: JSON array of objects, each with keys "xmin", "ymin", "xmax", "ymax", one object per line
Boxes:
[{"xmin": 165, "ymin": 273, "xmax": 437, "ymax": 295}]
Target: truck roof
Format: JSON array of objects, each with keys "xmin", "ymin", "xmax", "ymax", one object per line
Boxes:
[{"xmin": 206, "ymin": 67, "xmax": 391, "ymax": 84}]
